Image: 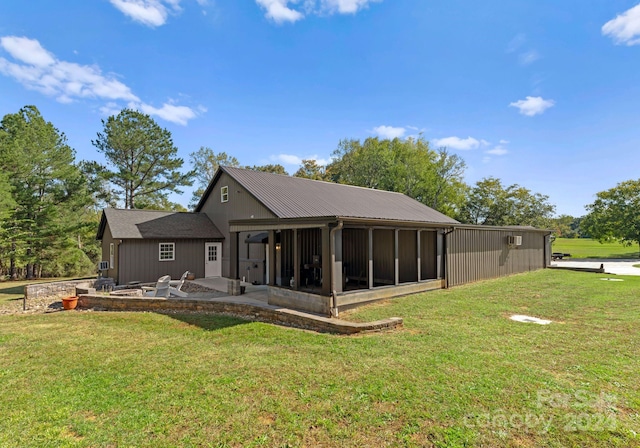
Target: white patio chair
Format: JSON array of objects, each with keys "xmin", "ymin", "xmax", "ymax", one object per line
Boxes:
[
  {"xmin": 168, "ymin": 271, "xmax": 189, "ymax": 297},
  {"xmin": 142, "ymin": 275, "xmax": 171, "ymax": 298}
]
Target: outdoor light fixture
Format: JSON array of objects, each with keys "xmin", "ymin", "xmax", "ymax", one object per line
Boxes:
[{"xmin": 276, "ymin": 243, "xmax": 281, "ymax": 250}]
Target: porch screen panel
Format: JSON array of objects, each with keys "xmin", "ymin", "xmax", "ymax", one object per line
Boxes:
[
  {"xmin": 420, "ymin": 231, "xmax": 437, "ymax": 279},
  {"xmin": 373, "ymin": 229, "xmax": 394, "ymax": 286},
  {"xmin": 398, "ymin": 230, "xmax": 417, "ymax": 283}
]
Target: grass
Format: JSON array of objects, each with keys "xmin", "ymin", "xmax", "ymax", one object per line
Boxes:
[
  {"xmin": 553, "ymin": 238, "xmax": 640, "ymax": 259},
  {"xmin": 1, "ymin": 270, "xmax": 639, "ymax": 447}
]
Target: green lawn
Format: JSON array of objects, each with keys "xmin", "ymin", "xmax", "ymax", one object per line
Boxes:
[
  {"xmin": 553, "ymin": 238, "xmax": 640, "ymax": 259},
  {"xmin": 1, "ymin": 270, "xmax": 639, "ymax": 447}
]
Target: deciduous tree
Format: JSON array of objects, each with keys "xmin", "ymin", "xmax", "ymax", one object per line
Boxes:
[{"xmin": 582, "ymin": 179, "xmax": 640, "ymax": 254}]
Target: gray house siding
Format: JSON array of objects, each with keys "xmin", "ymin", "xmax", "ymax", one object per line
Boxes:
[
  {"xmin": 117, "ymin": 239, "xmax": 208, "ymax": 285},
  {"xmin": 198, "ymin": 171, "xmax": 276, "ymax": 280},
  {"xmin": 100, "ymin": 225, "xmax": 120, "ymax": 282},
  {"xmin": 446, "ymin": 228, "xmax": 546, "ymax": 287}
]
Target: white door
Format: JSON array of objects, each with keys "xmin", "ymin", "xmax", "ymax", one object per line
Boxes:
[{"xmin": 205, "ymin": 242, "xmax": 222, "ymax": 277}]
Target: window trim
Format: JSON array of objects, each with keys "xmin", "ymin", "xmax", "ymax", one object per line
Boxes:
[
  {"xmin": 221, "ymin": 185, "xmax": 229, "ymax": 203},
  {"xmin": 109, "ymin": 243, "xmax": 115, "ymax": 269},
  {"xmin": 159, "ymin": 242, "xmax": 175, "ymax": 261}
]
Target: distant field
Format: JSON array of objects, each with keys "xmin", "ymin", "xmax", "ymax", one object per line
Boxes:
[{"xmin": 553, "ymin": 238, "xmax": 640, "ymax": 259}]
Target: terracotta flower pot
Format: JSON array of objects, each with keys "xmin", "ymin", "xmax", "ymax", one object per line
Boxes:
[
  {"xmin": 62, "ymin": 296, "xmax": 78, "ymax": 310},
  {"xmin": 186, "ymin": 272, "xmax": 196, "ymax": 280}
]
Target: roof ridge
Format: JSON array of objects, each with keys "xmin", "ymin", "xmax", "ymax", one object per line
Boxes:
[{"xmin": 221, "ymin": 165, "xmax": 406, "ymax": 196}]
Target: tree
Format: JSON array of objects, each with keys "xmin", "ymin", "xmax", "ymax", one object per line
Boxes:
[
  {"xmin": 247, "ymin": 164, "xmax": 288, "ymax": 175},
  {"xmin": 327, "ymin": 136, "xmax": 467, "ymax": 216},
  {"xmin": 0, "ymin": 105, "xmax": 93, "ymax": 278},
  {"xmin": 188, "ymin": 147, "xmax": 239, "ymax": 208},
  {"xmin": 458, "ymin": 177, "xmax": 555, "ymax": 228},
  {"xmin": 294, "ymin": 159, "xmax": 327, "ymax": 180},
  {"xmin": 92, "ymin": 109, "xmax": 193, "ymax": 209},
  {"xmin": 582, "ymin": 179, "xmax": 640, "ymax": 254}
]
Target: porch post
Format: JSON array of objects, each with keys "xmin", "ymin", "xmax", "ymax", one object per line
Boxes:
[
  {"xmin": 230, "ymin": 231, "xmax": 239, "ymax": 280},
  {"xmin": 417, "ymin": 230, "xmax": 422, "ymax": 282},
  {"xmin": 332, "ymin": 227, "xmax": 343, "ymax": 293},
  {"xmin": 367, "ymin": 228, "xmax": 374, "ymax": 289},
  {"xmin": 394, "ymin": 229, "xmax": 399, "ymax": 286},
  {"xmin": 293, "ymin": 228, "xmax": 300, "ymax": 289},
  {"xmin": 268, "ymin": 230, "xmax": 276, "ymax": 285},
  {"xmin": 436, "ymin": 230, "xmax": 444, "ymax": 279},
  {"xmin": 321, "ymin": 226, "xmax": 331, "ymax": 296}
]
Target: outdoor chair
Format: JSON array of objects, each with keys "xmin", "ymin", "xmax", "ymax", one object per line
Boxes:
[
  {"xmin": 168, "ymin": 271, "xmax": 189, "ymax": 297},
  {"xmin": 142, "ymin": 275, "xmax": 171, "ymax": 298}
]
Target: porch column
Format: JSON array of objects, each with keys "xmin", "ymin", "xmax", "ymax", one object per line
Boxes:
[
  {"xmin": 321, "ymin": 226, "xmax": 331, "ymax": 296},
  {"xmin": 417, "ymin": 230, "xmax": 422, "ymax": 282},
  {"xmin": 230, "ymin": 231, "xmax": 240, "ymax": 280},
  {"xmin": 368, "ymin": 228, "xmax": 374, "ymax": 289},
  {"xmin": 332, "ymin": 227, "xmax": 343, "ymax": 294},
  {"xmin": 268, "ymin": 230, "xmax": 276, "ymax": 285},
  {"xmin": 394, "ymin": 229, "xmax": 399, "ymax": 286},
  {"xmin": 293, "ymin": 228, "xmax": 300, "ymax": 289},
  {"xmin": 436, "ymin": 230, "xmax": 444, "ymax": 279}
]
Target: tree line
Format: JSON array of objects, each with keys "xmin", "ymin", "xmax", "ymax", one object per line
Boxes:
[{"xmin": 1, "ymin": 104, "xmax": 634, "ymax": 279}]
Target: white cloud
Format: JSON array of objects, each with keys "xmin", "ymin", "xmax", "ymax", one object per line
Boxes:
[
  {"xmin": 135, "ymin": 101, "xmax": 197, "ymax": 126},
  {"xmin": 255, "ymin": 0, "xmax": 304, "ymax": 23},
  {"xmin": 256, "ymin": 0, "xmax": 379, "ymax": 23},
  {"xmin": 509, "ymin": 96, "xmax": 555, "ymax": 116},
  {"xmin": 506, "ymin": 34, "xmax": 526, "ymax": 53},
  {"xmin": 373, "ymin": 125, "xmax": 406, "ymax": 139},
  {"xmin": 109, "ymin": 0, "xmax": 183, "ymax": 27},
  {"xmin": 499, "ymin": 139, "xmax": 510, "ymax": 144},
  {"xmin": 0, "ymin": 36, "xmax": 55, "ymax": 66},
  {"xmin": 486, "ymin": 146, "xmax": 508, "ymax": 156},
  {"xmin": 271, "ymin": 154, "xmax": 330, "ymax": 166},
  {"xmin": 320, "ymin": 0, "xmax": 380, "ymax": 14},
  {"xmin": 602, "ymin": 4, "xmax": 640, "ymax": 45},
  {"xmin": 0, "ymin": 35, "xmax": 200, "ymax": 125},
  {"xmin": 433, "ymin": 136, "xmax": 481, "ymax": 150},
  {"xmin": 519, "ymin": 50, "xmax": 540, "ymax": 65}
]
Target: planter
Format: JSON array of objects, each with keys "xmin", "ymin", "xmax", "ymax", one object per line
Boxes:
[
  {"xmin": 186, "ymin": 272, "xmax": 196, "ymax": 281},
  {"xmin": 62, "ymin": 296, "xmax": 78, "ymax": 310}
]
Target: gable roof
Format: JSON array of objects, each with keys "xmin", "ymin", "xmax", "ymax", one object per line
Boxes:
[
  {"xmin": 97, "ymin": 208, "xmax": 224, "ymax": 240},
  {"xmin": 196, "ymin": 166, "xmax": 459, "ymax": 224}
]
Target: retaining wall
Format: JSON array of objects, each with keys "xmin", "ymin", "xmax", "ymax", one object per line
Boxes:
[{"xmin": 77, "ymin": 295, "xmax": 403, "ymax": 335}]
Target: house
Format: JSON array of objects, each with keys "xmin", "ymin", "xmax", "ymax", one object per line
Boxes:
[
  {"xmin": 98, "ymin": 166, "xmax": 551, "ymax": 315},
  {"xmin": 97, "ymin": 208, "xmax": 224, "ymax": 285}
]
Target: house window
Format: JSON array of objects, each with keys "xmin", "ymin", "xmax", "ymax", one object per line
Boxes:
[
  {"xmin": 109, "ymin": 243, "xmax": 114, "ymax": 269},
  {"xmin": 159, "ymin": 243, "xmax": 175, "ymax": 261},
  {"xmin": 221, "ymin": 186, "xmax": 229, "ymax": 203}
]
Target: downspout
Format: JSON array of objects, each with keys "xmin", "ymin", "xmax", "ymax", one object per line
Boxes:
[
  {"xmin": 442, "ymin": 227, "xmax": 456, "ymax": 289},
  {"xmin": 330, "ymin": 220, "xmax": 344, "ymax": 318}
]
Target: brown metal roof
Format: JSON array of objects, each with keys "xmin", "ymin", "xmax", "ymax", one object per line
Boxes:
[
  {"xmin": 212, "ymin": 166, "xmax": 459, "ymax": 224},
  {"xmin": 97, "ymin": 208, "xmax": 224, "ymax": 240}
]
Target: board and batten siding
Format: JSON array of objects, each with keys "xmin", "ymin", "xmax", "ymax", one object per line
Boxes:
[
  {"xmin": 199, "ymin": 172, "xmax": 276, "ymax": 278},
  {"xmin": 100, "ymin": 225, "xmax": 119, "ymax": 282},
  {"xmin": 118, "ymin": 239, "xmax": 207, "ymax": 285},
  {"xmin": 446, "ymin": 228, "xmax": 546, "ymax": 287}
]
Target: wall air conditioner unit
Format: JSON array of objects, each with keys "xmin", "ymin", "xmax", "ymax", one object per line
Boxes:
[
  {"xmin": 98, "ymin": 261, "xmax": 109, "ymax": 270},
  {"xmin": 507, "ymin": 235, "xmax": 522, "ymax": 246}
]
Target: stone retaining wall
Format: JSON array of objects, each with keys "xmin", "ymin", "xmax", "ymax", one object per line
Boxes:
[
  {"xmin": 77, "ymin": 295, "xmax": 403, "ymax": 335},
  {"xmin": 24, "ymin": 279, "xmax": 100, "ymax": 302}
]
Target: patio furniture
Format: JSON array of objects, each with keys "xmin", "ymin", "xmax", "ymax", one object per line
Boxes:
[
  {"xmin": 142, "ymin": 275, "xmax": 171, "ymax": 298},
  {"xmin": 168, "ymin": 271, "xmax": 189, "ymax": 297}
]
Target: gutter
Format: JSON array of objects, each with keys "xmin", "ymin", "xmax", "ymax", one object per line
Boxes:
[
  {"xmin": 329, "ymin": 220, "xmax": 344, "ymax": 318},
  {"xmin": 442, "ymin": 227, "xmax": 456, "ymax": 289}
]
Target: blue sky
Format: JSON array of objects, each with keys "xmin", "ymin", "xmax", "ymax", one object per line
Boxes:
[{"xmin": 1, "ymin": 1, "xmax": 640, "ymax": 216}]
